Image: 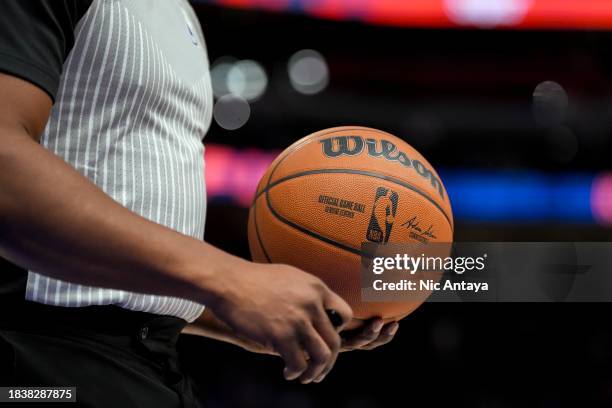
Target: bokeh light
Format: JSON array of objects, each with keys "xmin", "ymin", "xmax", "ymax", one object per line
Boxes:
[
  {"xmin": 591, "ymin": 172, "xmax": 612, "ymax": 225},
  {"xmin": 532, "ymin": 80, "xmax": 569, "ymax": 126},
  {"xmin": 227, "ymin": 60, "xmax": 268, "ymax": 101},
  {"xmin": 211, "ymin": 57, "xmax": 268, "ymax": 101},
  {"xmin": 288, "ymin": 50, "xmax": 329, "ymax": 95},
  {"xmin": 210, "ymin": 57, "xmax": 237, "ymax": 99},
  {"xmin": 213, "ymin": 95, "xmax": 251, "ymax": 130},
  {"xmin": 445, "ymin": 0, "xmax": 532, "ymax": 28}
]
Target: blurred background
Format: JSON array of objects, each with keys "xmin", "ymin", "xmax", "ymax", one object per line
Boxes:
[{"xmin": 179, "ymin": 1, "xmax": 612, "ymax": 406}]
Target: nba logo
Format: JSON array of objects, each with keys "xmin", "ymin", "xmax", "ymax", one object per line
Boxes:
[{"xmin": 366, "ymin": 187, "xmax": 399, "ymax": 243}]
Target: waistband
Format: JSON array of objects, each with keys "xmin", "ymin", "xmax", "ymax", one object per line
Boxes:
[{"xmin": 0, "ymin": 299, "xmax": 188, "ymax": 346}]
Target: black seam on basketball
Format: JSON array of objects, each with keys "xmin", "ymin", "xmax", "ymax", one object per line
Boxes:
[
  {"xmin": 265, "ymin": 188, "xmax": 363, "ymax": 256},
  {"xmin": 261, "ymin": 130, "xmax": 377, "ymax": 257},
  {"xmin": 254, "ymin": 127, "xmax": 437, "ymax": 318},
  {"xmin": 251, "ymin": 132, "xmax": 310, "ymax": 260},
  {"xmin": 257, "ymin": 168, "xmax": 453, "ymax": 233},
  {"xmin": 253, "ymin": 127, "xmax": 378, "ymax": 204},
  {"xmin": 253, "ymin": 196, "xmax": 272, "ymax": 263}
]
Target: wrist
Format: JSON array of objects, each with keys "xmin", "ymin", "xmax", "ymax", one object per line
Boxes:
[{"xmin": 164, "ymin": 238, "xmax": 245, "ymax": 308}]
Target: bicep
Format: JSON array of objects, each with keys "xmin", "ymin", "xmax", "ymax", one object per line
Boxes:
[
  {"xmin": 0, "ymin": 73, "xmax": 52, "ymax": 141},
  {"xmin": 0, "ymin": 0, "xmax": 90, "ymax": 141}
]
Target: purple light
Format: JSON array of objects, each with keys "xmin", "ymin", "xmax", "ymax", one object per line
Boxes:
[
  {"xmin": 591, "ymin": 173, "xmax": 612, "ymax": 225},
  {"xmin": 204, "ymin": 143, "xmax": 611, "ymax": 224}
]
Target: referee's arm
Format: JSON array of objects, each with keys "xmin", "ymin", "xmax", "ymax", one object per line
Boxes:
[
  {"xmin": 0, "ymin": 73, "xmax": 226, "ymax": 305},
  {"xmin": 0, "ymin": 74, "xmax": 351, "ymax": 384}
]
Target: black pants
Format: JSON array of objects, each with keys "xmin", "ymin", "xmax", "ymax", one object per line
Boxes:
[{"xmin": 0, "ymin": 301, "xmax": 200, "ymax": 408}]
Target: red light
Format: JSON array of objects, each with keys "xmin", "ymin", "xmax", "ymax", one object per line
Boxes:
[{"xmin": 208, "ymin": 0, "xmax": 612, "ymax": 30}]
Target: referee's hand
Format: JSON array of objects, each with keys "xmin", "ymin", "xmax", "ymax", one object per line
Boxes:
[{"xmin": 208, "ymin": 260, "xmax": 353, "ymax": 384}]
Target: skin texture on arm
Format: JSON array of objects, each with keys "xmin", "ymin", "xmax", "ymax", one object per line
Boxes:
[
  {"xmin": 0, "ymin": 71, "xmax": 354, "ymax": 384},
  {"xmin": 0, "ymin": 73, "xmax": 226, "ymax": 303},
  {"xmin": 185, "ymin": 310, "xmax": 400, "ymax": 359},
  {"xmin": 183, "ymin": 309, "xmax": 273, "ymax": 355}
]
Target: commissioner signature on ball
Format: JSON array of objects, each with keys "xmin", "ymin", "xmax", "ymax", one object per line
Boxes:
[{"xmin": 401, "ymin": 216, "xmax": 437, "ymax": 239}]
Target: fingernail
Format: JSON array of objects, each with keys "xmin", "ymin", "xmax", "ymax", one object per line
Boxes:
[
  {"xmin": 284, "ymin": 368, "xmax": 298, "ymax": 381},
  {"xmin": 373, "ymin": 321, "xmax": 384, "ymax": 332},
  {"xmin": 389, "ymin": 323, "xmax": 399, "ymax": 335}
]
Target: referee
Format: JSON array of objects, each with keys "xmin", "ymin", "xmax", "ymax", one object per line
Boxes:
[{"xmin": 0, "ymin": 1, "xmax": 400, "ymax": 406}]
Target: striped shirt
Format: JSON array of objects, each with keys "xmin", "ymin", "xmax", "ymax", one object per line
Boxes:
[{"xmin": 21, "ymin": 0, "xmax": 212, "ymax": 322}]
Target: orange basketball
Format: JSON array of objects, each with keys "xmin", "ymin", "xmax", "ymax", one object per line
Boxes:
[{"xmin": 248, "ymin": 126, "xmax": 453, "ymax": 327}]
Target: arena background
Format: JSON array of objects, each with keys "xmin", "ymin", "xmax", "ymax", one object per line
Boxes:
[{"xmin": 179, "ymin": 1, "xmax": 612, "ymax": 406}]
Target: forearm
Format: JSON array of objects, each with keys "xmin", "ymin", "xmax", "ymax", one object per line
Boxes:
[
  {"xmin": 183, "ymin": 309, "xmax": 273, "ymax": 355},
  {"xmin": 0, "ymin": 126, "xmax": 237, "ymax": 306}
]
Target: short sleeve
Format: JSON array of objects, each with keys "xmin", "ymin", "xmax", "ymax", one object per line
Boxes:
[{"xmin": 0, "ymin": 0, "xmax": 93, "ymax": 101}]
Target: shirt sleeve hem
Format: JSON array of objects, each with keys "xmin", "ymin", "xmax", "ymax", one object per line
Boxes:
[{"xmin": 0, "ymin": 51, "xmax": 59, "ymax": 102}]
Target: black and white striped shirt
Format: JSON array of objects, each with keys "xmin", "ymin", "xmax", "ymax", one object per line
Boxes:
[{"xmin": 0, "ymin": 0, "xmax": 212, "ymax": 322}]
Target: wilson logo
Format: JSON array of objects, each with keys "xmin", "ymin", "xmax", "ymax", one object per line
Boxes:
[
  {"xmin": 367, "ymin": 187, "xmax": 399, "ymax": 243},
  {"xmin": 320, "ymin": 136, "xmax": 445, "ymax": 200}
]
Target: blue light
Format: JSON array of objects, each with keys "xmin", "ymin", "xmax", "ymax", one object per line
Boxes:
[
  {"xmin": 441, "ymin": 170, "xmax": 594, "ymax": 223},
  {"xmin": 204, "ymin": 144, "xmax": 599, "ymax": 223}
]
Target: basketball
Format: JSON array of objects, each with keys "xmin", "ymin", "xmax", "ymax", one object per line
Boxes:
[{"xmin": 248, "ymin": 126, "xmax": 453, "ymax": 328}]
